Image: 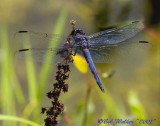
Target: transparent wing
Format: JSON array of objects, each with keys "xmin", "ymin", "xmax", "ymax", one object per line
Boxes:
[
  {"xmin": 88, "ymin": 39, "xmax": 151, "ymax": 63},
  {"xmin": 14, "ymin": 30, "xmax": 68, "ymax": 63},
  {"xmin": 89, "ymin": 44, "xmax": 116, "ymax": 63},
  {"xmin": 14, "ymin": 30, "xmax": 66, "ymax": 49},
  {"xmin": 74, "ymin": 44, "xmax": 115, "ymax": 63},
  {"xmin": 15, "ymin": 30, "xmax": 64, "ymax": 41},
  {"xmin": 88, "ymin": 21, "xmax": 144, "ymax": 45},
  {"xmin": 15, "ymin": 47, "xmax": 65, "ymax": 63}
]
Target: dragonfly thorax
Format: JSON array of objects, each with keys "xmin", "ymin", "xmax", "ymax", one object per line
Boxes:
[
  {"xmin": 74, "ymin": 34, "xmax": 90, "ymax": 49},
  {"xmin": 70, "ymin": 28, "xmax": 90, "ymax": 49}
]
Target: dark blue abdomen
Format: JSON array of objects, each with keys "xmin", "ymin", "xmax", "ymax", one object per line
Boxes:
[{"xmin": 83, "ymin": 49, "xmax": 104, "ymax": 92}]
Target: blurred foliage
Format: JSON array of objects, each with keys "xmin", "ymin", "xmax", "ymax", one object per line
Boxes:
[
  {"xmin": 0, "ymin": 0, "xmax": 160, "ymax": 126},
  {"xmin": 0, "ymin": 0, "xmax": 32, "ymax": 23}
]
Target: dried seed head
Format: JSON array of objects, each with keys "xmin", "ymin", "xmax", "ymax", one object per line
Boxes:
[{"xmin": 70, "ymin": 20, "xmax": 76, "ymax": 25}]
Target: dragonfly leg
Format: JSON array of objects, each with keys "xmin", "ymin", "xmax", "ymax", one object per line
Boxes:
[{"xmin": 72, "ymin": 48, "xmax": 77, "ymax": 56}]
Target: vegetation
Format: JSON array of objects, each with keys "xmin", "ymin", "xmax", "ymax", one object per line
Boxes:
[{"xmin": 0, "ymin": 0, "xmax": 159, "ymax": 126}]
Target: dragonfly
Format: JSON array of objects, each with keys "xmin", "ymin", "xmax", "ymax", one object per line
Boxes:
[{"xmin": 15, "ymin": 21, "xmax": 149, "ymax": 92}]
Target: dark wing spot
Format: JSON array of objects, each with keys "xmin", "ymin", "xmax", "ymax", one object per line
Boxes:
[
  {"xmin": 19, "ymin": 49, "xmax": 30, "ymax": 52},
  {"xmin": 139, "ymin": 41, "xmax": 149, "ymax": 43},
  {"xmin": 17, "ymin": 31, "xmax": 28, "ymax": 33}
]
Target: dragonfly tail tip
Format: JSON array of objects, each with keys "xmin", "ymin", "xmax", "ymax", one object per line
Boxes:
[{"xmin": 101, "ymin": 88, "xmax": 105, "ymax": 93}]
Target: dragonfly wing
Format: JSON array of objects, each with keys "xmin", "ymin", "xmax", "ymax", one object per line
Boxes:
[
  {"xmin": 88, "ymin": 39, "xmax": 151, "ymax": 63},
  {"xmin": 14, "ymin": 30, "xmax": 68, "ymax": 63},
  {"xmin": 15, "ymin": 30, "xmax": 63, "ymax": 39},
  {"xmin": 89, "ymin": 45, "xmax": 116, "ymax": 63},
  {"xmin": 72, "ymin": 44, "xmax": 115, "ymax": 63},
  {"xmin": 16, "ymin": 47, "xmax": 65, "ymax": 63},
  {"xmin": 14, "ymin": 30, "xmax": 66, "ymax": 49},
  {"xmin": 88, "ymin": 21, "xmax": 144, "ymax": 45}
]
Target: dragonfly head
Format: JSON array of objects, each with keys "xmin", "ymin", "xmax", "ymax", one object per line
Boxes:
[{"xmin": 71, "ymin": 29, "xmax": 85, "ymax": 36}]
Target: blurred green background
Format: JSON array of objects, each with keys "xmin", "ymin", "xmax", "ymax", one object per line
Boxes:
[{"xmin": 0, "ymin": 0, "xmax": 159, "ymax": 126}]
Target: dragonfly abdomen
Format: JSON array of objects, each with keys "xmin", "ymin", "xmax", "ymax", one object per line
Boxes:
[{"xmin": 82, "ymin": 49, "xmax": 105, "ymax": 92}]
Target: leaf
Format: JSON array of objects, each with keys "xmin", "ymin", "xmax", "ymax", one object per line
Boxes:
[
  {"xmin": 37, "ymin": 8, "xmax": 68, "ymax": 100},
  {"xmin": 0, "ymin": 115, "xmax": 40, "ymax": 126},
  {"xmin": 127, "ymin": 91, "xmax": 146, "ymax": 119}
]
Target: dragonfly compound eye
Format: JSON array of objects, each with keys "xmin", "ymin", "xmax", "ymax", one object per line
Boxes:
[{"xmin": 71, "ymin": 29, "xmax": 76, "ymax": 36}]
